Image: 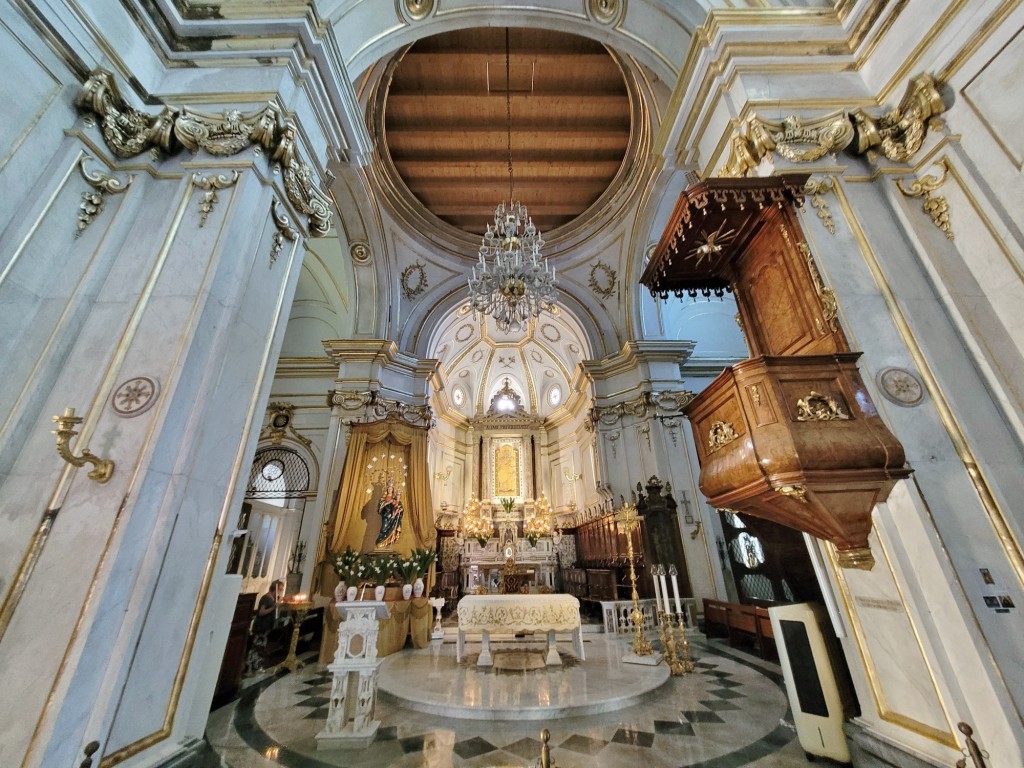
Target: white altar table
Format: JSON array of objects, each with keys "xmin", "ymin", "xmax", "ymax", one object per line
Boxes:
[{"xmin": 456, "ymin": 594, "xmax": 584, "ymax": 667}]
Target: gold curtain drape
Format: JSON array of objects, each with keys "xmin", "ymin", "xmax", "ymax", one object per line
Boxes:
[{"xmin": 328, "ymin": 419, "xmax": 434, "ymax": 557}]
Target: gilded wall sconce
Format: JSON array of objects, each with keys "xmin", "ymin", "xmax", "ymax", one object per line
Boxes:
[{"xmin": 52, "ymin": 407, "xmax": 114, "ymax": 483}]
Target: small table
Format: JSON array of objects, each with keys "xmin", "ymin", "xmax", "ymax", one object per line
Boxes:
[{"xmin": 457, "ymin": 594, "xmax": 584, "ymax": 667}]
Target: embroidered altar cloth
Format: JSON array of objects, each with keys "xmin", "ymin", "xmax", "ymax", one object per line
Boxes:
[{"xmin": 457, "ymin": 594, "xmax": 581, "ymax": 633}]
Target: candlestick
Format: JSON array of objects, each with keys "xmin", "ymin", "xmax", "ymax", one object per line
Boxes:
[
  {"xmin": 658, "ymin": 571, "xmax": 670, "ymax": 615},
  {"xmin": 669, "ymin": 564, "xmax": 682, "ymax": 616}
]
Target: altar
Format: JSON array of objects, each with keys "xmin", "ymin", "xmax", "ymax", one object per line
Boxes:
[{"xmin": 456, "ymin": 593, "xmax": 584, "ymax": 667}]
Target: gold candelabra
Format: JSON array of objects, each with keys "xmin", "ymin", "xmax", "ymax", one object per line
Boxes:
[
  {"xmin": 615, "ymin": 502, "xmax": 652, "ymax": 656},
  {"xmin": 652, "ymin": 565, "xmax": 693, "ymax": 675}
]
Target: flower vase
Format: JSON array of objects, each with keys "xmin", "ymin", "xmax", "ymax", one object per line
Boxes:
[
  {"xmin": 334, "ymin": 581, "xmax": 347, "ymax": 603},
  {"xmin": 413, "ymin": 577, "xmax": 425, "ymax": 598},
  {"xmin": 374, "ymin": 585, "xmax": 386, "ymax": 601},
  {"xmin": 402, "ymin": 583, "xmax": 413, "ymax": 600},
  {"xmin": 346, "ymin": 586, "xmax": 358, "ymax": 602}
]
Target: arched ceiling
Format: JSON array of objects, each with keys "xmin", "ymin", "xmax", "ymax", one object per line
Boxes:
[
  {"xmin": 383, "ymin": 27, "xmax": 631, "ymax": 235},
  {"xmin": 429, "ymin": 303, "xmax": 592, "ymax": 419}
]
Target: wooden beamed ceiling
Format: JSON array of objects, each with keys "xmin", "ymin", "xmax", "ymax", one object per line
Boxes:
[{"xmin": 384, "ymin": 28, "xmax": 631, "ymax": 234}]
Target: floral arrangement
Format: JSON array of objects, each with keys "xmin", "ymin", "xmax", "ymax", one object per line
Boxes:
[
  {"xmin": 499, "ymin": 497, "xmax": 516, "ymax": 516},
  {"xmin": 332, "ymin": 546, "xmax": 362, "ymax": 584},
  {"xmin": 412, "ymin": 547, "xmax": 437, "ymax": 576},
  {"xmin": 361, "ymin": 556, "xmax": 391, "ymax": 586},
  {"xmin": 396, "ymin": 556, "xmax": 419, "ymax": 583}
]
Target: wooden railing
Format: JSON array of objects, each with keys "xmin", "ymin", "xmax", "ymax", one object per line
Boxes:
[{"xmin": 702, "ymin": 598, "xmax": 776, "ymax": 659}]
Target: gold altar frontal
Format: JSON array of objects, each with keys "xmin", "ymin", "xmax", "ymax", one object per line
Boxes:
[{"xmin": 320, "ymin": 597, "xmax": 432, "ymax": 664}]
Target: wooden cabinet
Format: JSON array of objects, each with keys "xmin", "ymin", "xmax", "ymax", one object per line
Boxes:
[{"xmin": 644, "ymin": 175, "xmax": 911, "ymax": 569}]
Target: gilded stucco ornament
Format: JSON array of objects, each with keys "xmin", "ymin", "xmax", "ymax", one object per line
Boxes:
[
  {"xmin": 850, "ymin": 73, "xmax": 946, "ymax": 162},
  {"xmin": 329, "ymin": 390, "xmax": 434, "ymax": 428},
  {"xmin": 748, "ymin": 113, "xmax": 854, "ymax": 163},
  {"xmin": 401, "ymin": 261, "xmax": 428, "ymax": 299},
  {"xmin": 795, "ymin": 391, "xmax": 850, "ymax": 421},
  {"xmin": 269, "ymin": 199, "xmax": 298, "ymax": 266},
  {"xmin": 707, "ymin": 421, "xmax": 738, "ymax": 452},
  {"xmin": 75, "ymin": 155, "xmax": 133, "ymax": 237},
  {"xmin": 75, "ymin": 70, "xmax": 176, "ymax": 157},
  {"xmin": 587, "ymin": 0, "xmax": 624, "ymax": 25},
  {"xmin": 718, "ymin": 73, "xmax": 947, "ymax": 176},
  {"xmin": 350, "ymin": 242, "xmax": 371, "ymax": 264},
  {"xmin": 76, "ymin": 68, "xmax": 332, "ymax": 237},
  {"xmin": 588, "ymin": 261, "xmax": 617, "ymax": 298},
  {"xmin": 402, "ymin": 0, "xmax": 434, "ymax": 21},
  {"xmin": 896, "ymin": 160, "xmax": 954, "ymax": 240},
  {"xmin": 584, "ymin": 389, "xmax": 696, "ymax": 431},
  {"xmin": 803, "ymin": 177, "xmax": 836, "ymax": 235},
  {"xmin": 192, "ymin": 171, "xmax": 240, "ymax": 227},
  {"xmin": 259, "ymin": 401, "xmax": 311, "ymax": 448}
]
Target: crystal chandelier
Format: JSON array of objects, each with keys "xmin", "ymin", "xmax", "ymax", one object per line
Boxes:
[{"xmin": 467, "ymin": 29, "xmax": 557, "ymax": 333}]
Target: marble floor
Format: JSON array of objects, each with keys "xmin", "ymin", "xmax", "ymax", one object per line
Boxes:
[{"xmin": 205, "ymin": 635, "xmax": 811, "ymax": 767}]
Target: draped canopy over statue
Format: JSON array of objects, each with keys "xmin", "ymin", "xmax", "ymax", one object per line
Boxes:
[{"xmin": 328, "ymin": 419, "xmax": 434, "ymax": 556}]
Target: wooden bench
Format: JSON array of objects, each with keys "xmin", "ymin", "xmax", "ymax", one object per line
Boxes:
[{"xmin": 702, "ymin": 598, "xmax": 777, "ymax": 660}]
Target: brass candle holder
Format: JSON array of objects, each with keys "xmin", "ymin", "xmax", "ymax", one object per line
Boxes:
[
  {"xmin": 52, "ymin": 407, "xmax": 114, "ymax": 483},
  {"xmin": 656, "ymin": 607, "xmax": 694, "ymax": 675},
  {"xmin": 615, "ymin": 502, "xmax": 652, "ymax": 656},
  {"xmin": 277, "ymin": 596, "xmax": 313, "ymax": 673}
]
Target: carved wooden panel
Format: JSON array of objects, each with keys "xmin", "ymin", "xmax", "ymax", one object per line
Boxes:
[
  {"xmin": 684, "ymin": 354, "xmax": 912, "ymax": 569},
  {"xmin": 734, "ymin": 207, "xmax": 846, "ymax": 357}
]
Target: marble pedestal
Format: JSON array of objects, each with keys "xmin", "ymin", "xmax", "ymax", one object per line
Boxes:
[{"xmin": 316, "ymin": 601, "xmax": 390, "ymax": 750}]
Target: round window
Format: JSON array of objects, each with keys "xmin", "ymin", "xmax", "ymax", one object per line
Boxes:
[
  {"xmin": 453, "ymin": 387, "xmax": 465, "ymax": 406},
  {"xmin": 548, "ymin": 386, "xmax": 561, "ymax": 406}
]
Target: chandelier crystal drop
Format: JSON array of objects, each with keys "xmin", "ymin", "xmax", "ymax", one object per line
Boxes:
[{"xmin": 467, "ymin": 29, "xmax": 558, "ymax": 333}]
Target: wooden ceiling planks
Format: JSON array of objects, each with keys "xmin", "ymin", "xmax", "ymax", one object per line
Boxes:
[{"xmin": 384, "ymin": 27, "xmax": 630, "ymax": 234}]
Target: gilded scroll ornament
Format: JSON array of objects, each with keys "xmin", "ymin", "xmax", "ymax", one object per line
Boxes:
[
  {"xmin": 269, "ymin": 199, "xmax": 298, "ymax": 267},
  {"xmin": 803, "ymin": 177, "xmax": 836, "ymax": 235},
  {"xmin": 775, "ymin": 484, "xmax": 807, "ymax": 502},
  {"xmin": 797, "ymin": 241, "xmax": 839, "ymax": 331},
  {"xmin": 75, "ymin": 156, "xmax": 133, "ymax": 238},
  {"xmin": 401, "ymin": 261, "xmax": 428, "ymax": 300},
  {"xmin": 193, "ymin": 171, "xmax": 240, "ymax": 227},
  {"xmin": 896, "ymin": 161, "xmax": 954, "ymax": 240},
  {"xmin": 259, "ymin": 401, "xmax": 312, "ymax": 448},
  {"xmin": 584, "ymin": 389, "xmax": 696, "ymax": 430},
  {"xmin": 75, "ymin": 70, "xmax": 176, "ymax": 157},
  {"xmin": 707, "ymin": 421, "xmax": 738, "ymax": 452},
  {"xmin": 588, "ymin": 261, "xmax": 617, "ymax": 298},
  {"xmin": 851, "ymin": 73, "xmax": 946, "ymax": 162},
  {"xmin": 76, "ymin": 68, "xmax": 332, "ymax": 237},
  {"xmin": 328, "ymin": 389, "xmax": 434, "ymax": 427},
  {"xmin": 748, "ymin": 113, "xmax": 854, "ymax": 163},
  {"xmin": 718, "ymin": 73, "xmax": 947, "ymax": 175},
  {"xmin": 795, "ymin": 390, "xmax": 850, "ymax": 421}
]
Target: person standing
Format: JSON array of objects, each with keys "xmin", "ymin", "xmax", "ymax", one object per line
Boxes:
[{"xmin": 246, "ymin": 579, "xmax": 283, "ymax": 674}]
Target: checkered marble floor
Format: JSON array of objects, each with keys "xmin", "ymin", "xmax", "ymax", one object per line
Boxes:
[{"xmin": 205, "ymin": 635, "xmax": 810, "ymax": 767}]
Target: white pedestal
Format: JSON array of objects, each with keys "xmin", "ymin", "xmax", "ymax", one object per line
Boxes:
[
  {"xmin": 316, "ymin": 601, "xmax": 390, "ymax": 750},
  {"xmin": 428, "ymin": 597, "xmax": 445, "ymax": 640}
]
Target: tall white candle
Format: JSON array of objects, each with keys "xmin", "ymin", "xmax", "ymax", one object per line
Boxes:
[
  {"xmin": 658, "ymin": 572, "xmax": 670, "ymax": 614},
  {"xmin": 670, "ymin": 569, "xmax": 682, "ymax": 616},
  {"xmin": 652, "ymin": 568, "xmax": 662, "ymax": 607}
]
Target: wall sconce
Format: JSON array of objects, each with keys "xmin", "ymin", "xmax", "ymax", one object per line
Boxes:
[{"xmin": 52, "ymin": 407, "xmax": 114, "ymax": 483}]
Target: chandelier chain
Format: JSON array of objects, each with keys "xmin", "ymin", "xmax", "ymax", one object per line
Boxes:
[
  {"xmin": 506, "ymin": 27, "xmax": 513, "ymax": 203},
  {"xmin": 466, "ymin": 27, "xmax": 557, "ymax": 334}
]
